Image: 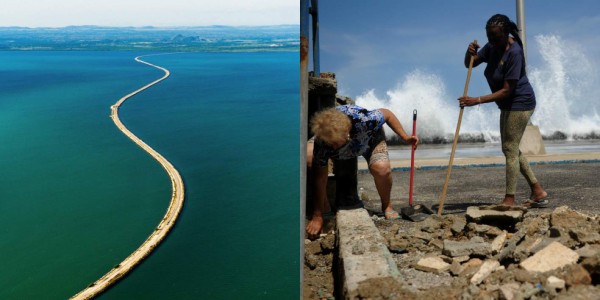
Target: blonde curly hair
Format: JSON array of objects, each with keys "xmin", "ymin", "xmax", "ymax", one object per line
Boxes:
[{"xmin": 310, "ymin": 107, "xmax": 351, "ymax": 144}]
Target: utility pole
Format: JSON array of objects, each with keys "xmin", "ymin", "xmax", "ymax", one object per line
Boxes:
[
  {"xmin": 516, "ymin": 0, "xmax": 527, "ymax": 63},
  {"xmin": 516, "ymin": 0, "xmax": 546, "ymax": 154}
]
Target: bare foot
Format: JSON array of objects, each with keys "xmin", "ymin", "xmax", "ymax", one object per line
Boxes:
[
  {"xmin": 306, "ymin": 215, "xmax": 323, "ymax": 240},
  {"xmin": 500, "ymin": 194, "xmax": 516, "ymax": 206},
  {"xmin": 530, "ymin": 182, "xmax": 548, "ymax": 201}
]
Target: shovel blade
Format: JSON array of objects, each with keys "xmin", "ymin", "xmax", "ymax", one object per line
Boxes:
[{"xmin": 401, "ymin": 204, "xmax": 434, "ymax": 222}]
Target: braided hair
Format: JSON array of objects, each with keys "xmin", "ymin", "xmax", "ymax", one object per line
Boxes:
[{"xmin": 486, "ymin": 14, "xmax": 523, "ymax": 47}]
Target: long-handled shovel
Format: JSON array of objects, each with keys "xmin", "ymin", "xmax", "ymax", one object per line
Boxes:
[
  {"xmin": 437, "ymin": 40, "xmax": 477, "ymax": 216},
  {"xmin": 401, "ymin": 109, "xmax": 433, "ymax": 222}
]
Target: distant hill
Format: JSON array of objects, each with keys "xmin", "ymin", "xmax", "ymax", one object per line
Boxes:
[{"xmin": 0, "ymin": 25, "xmax": 299, "ymax": 52}]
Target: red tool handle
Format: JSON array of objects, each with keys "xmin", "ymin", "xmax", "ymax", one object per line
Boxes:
[{"xmin": 409, "ymin": 109, "xmax": 417, "ymax": 206}]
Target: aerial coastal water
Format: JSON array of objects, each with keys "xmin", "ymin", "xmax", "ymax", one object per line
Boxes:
[{"xmin": 0, "ymin": 50, "xmax": 299, "ymax": 299}]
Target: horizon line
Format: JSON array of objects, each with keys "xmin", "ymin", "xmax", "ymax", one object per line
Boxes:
[{"xmin": 0, "ymin": 24, "xmax": 299, "ymax": 29}]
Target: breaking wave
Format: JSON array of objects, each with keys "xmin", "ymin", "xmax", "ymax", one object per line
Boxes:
[{"xmin": 356, "ymin": 34, "xmax": 600, "ymax": 143}]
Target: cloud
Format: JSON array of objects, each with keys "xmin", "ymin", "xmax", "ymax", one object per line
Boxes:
[{"xmin": 0, "ymin": 0, "xmax": 298, "ymax": 27}]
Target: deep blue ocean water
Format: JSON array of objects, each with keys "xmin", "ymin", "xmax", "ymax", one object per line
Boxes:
[{"xmin": 0, "ymin": 51, "xmax": 299, "ymax": 299}]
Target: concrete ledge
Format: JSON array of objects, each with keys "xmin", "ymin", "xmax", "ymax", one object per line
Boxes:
[{"xmin": 336, "ymin": 208, "xmax": 400, "ymax": 299}]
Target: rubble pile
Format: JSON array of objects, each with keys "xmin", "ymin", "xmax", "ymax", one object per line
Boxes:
[
  {"xmin": 376, "ymin": 205, "xmax": 600, "ymax": 299},
  {"xmin": 304, "ymin": 222, "xmax": 337, "ymax": 300}
]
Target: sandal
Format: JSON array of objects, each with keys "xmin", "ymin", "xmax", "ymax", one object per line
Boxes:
[
  {"xmin": 384, "ymin": 210, "xmax": 401, "ymax": 220},
  {"xmin": 523, "ymin": 199, "xmax": 549, "ymax": 208}
]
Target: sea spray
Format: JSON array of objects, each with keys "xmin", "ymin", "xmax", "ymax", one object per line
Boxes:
[
  {"xmin": 356, "ymin": 34, "xmax": 600, "ymax": 142},
  {"xmin": 356, "ymin": 69, "xmax": 500, "ymax": 143},
  {"xmin": 529, "ymin": 34, "xmax": 600, "ymax": 138},
  {"xmin": 357, "ymin": 70, "xmax": 456, "ymax": 142}
]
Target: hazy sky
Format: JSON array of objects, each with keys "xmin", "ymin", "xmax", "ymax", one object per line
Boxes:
[
  {"xmin": 315, "ymin": 0, "xmax": 600, "ymax": 100},
  {"xmin": 0, "ymin": 0, "xmax": 298, "ymax": 27}
]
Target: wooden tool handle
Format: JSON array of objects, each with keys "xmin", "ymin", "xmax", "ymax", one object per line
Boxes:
[{"xmin": 437, "ymin": 40, "xmax": 477, "ymax": 216}]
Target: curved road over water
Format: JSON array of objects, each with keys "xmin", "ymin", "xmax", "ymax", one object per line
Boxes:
[{"xmin": 71, "ymin": 55, "xmax": 185, "ymax": 299}]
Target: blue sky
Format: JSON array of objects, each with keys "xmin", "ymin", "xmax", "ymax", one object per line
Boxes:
[
  {"xmin": 314, "ymin": 0, "xmax": 600, "ymax": 103},
  {"xmin": 0, "ymin": 0, "xmax": 298, "ymax": 27}
]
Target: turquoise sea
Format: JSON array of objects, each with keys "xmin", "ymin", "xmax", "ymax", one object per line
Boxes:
[{"xmin": 0, "ymin": 51, "xmax": 299, "ymax": 299}]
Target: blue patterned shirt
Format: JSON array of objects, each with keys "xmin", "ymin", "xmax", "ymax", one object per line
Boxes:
[{"xmin": 313, "ymin": 105, "xmax": 385, "ymax": 167}]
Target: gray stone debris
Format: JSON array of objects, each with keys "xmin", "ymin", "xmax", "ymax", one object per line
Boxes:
[
  {"xmin": 442, "ymin": 238, "xmax": 492, "ymax": 257},
  {"xmin": 465, "ymin": 205, "xmax": 525, "ymax": 225},
  {"xmin": 377, "ymin": 205, "xmax": 600, "ymax": 299}
]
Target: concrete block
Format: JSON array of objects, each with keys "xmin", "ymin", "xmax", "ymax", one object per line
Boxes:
[
  {"xmin": 519, "ymin": 124, "xmax": 546, "ymax": 155},
  {"xmin": 336, "ymin": 208, "xmax": 400, "ymax": 298},
  {"xmin": 520, "ymin": 241, "xmax": 579, "ymax": 273}
]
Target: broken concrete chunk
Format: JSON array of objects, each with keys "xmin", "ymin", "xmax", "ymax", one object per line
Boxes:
[
  {"xmin": 415, "ymin": 256, "xmax": 451, "ymax": 273},
  {"xmin": 443, "ymin": 239, "xmax": 491, "ymax": 257},
  {"xmin": 450, "ymin": 261, "xmax": 463, "ymax": 276},
  {"xmin": 546, "ymin": 276, "xmax": 565, "ymax": 290},
  {"xmin": 569, "ymin": 228, "xmax": 600, "ymax": 244},
  {"xmin": 305, "ymin": 240, "xmax": 323, "ymax": 255},
  {"xmin": 467, "ymin": 223, "xmax": 504, "ymax": 238},
  {"xmin": 451, "ymin": 219, "xmax": 467, "ymax": 235},
  {"xmin": 459, "ymin": 258, "xmax": 484, "ymax": 278},
  {"xmin": 471, "ymin": 260, "xmax": 501, "ymax": 285},
  {"xmin": 581, "ymin": 254, "xmax": 600, "ymax": 278},
  {"xmin": 551, "ymin": 206, "xmax": 594, "ymax": 229},
  {"xmin": 499, "ymin": 282, "xmax": 520, "ymax": 300},
  {"xmin": 453, "ymin": 255, "xmax": 471, "ymax": 263},
  {"xmin": 466, "ymin": 206, "xmax": 525, "ymax": 225},
  {"xmin": 495, "ymin": 228, "xmax": 527, "ymax": 262},
  {"xmin": 523, "ymin": 216, "xmax": 550, "ymax": 235},
  {"xmin": 520, "ymin": 241, "xmax": 579, "ymax": 273},
  {"xmin": 577, "ymin": 244, "xmax": 600, "ymax": 258},
  {"xmin": 418, "ymin": 215, "xmax": 443, "ymax": 233},
  {"xmin": 514, "ymin": 236, "xmax": 544, "ymax": 261},
  {"xmin": 428, "ymin": 239, "xmax": 444, "ymax": 250},
  {"xmin": 560, "ymin": 264, "xmax": 592, "ymax": 286},
  {"xmin": 320, "ymin": 236, "xmax": 335, "ymax": 253},
  {"xmin": 490, "ymin": 231, "xmax": 507, "ymax": 255}
]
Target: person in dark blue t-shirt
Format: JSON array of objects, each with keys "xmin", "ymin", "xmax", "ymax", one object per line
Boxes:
[{"xmin": 458, "ymin": 14, "xmax": 548, "ymax": 208}]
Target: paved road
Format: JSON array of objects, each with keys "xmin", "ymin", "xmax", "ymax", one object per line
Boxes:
[
  {"xmin": 357, "ymin": 152, "xmax": 600, "ymax": 216},
  {"xmin": 71, "ymin": 55, "xmax": 185, "ymax": 300}
]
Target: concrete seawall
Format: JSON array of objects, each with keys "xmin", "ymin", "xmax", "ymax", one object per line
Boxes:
[{"xmin": 71, "ymin": 55, "xmax": 185, "ymax": 299}]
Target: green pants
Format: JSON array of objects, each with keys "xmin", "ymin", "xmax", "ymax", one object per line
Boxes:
[{"xmin": 500, "ymin": 110, "xmax": 538, "ymax": 195}]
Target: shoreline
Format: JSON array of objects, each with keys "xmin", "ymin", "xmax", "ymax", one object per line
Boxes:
[{"xmin": 71, "ymin": 55, "xmax": 185, "ymax": 299}]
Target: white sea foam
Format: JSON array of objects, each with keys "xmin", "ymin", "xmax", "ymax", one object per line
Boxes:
[{"xmin": 356, "ymin": 34, "xmax": 600, "ymax": 141}]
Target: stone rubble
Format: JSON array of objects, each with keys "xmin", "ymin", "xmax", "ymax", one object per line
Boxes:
[
  {"xmin": 304, "ymin": 205, "xmax": 600, "ymax": 299},
  {"xmin": 375, "ymin": 205, "xmax": 600, "ymax": 299}
]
